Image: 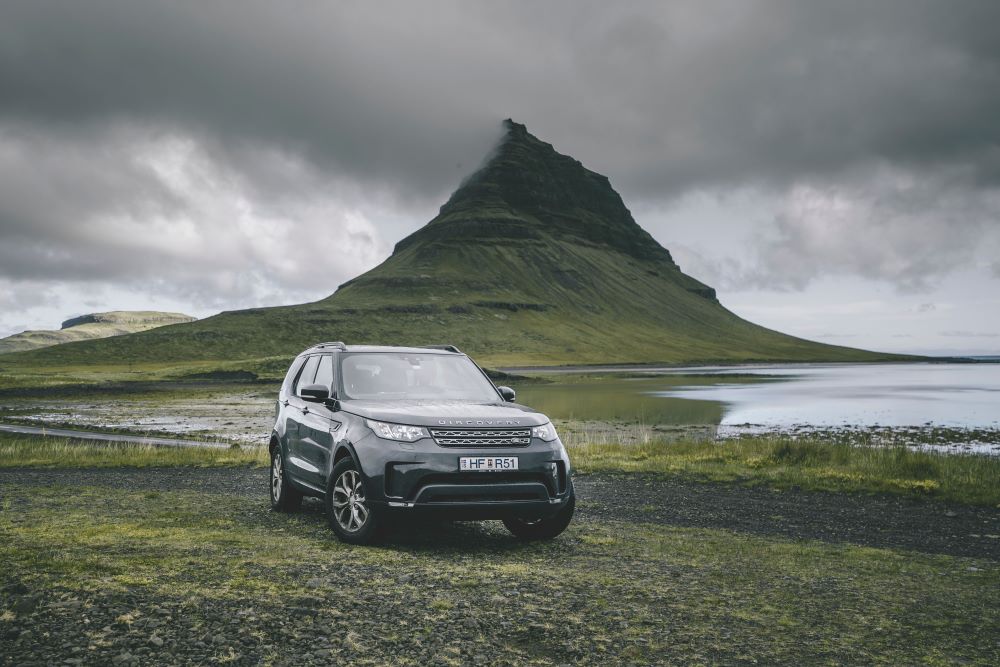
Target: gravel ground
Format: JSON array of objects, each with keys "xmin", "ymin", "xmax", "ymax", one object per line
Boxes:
[
  {"xmin": 2, "ymin": 468, "xmax": 998, "ymax": 666},
  {"xmin": 3, "ymin": 466, "xmax": 997, "ymax": 560}
]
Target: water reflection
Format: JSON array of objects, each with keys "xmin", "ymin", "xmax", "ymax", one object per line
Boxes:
[
  {"xmin": 517, "ymin": 376, "xmax": 725, "ymax": 425},
  {"xmin": 655, "ymin": 363, "xmax": 1000, "ymax": 429},
  {"xmin": 514, "ymin": 363, "xmax": 1000, "ymax": 453}
]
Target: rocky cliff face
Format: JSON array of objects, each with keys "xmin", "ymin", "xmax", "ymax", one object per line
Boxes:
[
  {"xmin": 60, "ymin": 311, "xmax": 196, "ymax": 330},
  {"xmin": 395, "ymin": 119, "xmax": 682, "ymax": 266},
  {"xmin": 0, "ymin": 311, "xmax": 195, "ymax": 354},
  {"xmin": 350, "ymin": 119, "xmax": 716, "ymax": 302}
]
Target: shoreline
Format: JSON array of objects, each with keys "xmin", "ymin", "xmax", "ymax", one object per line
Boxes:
[{"xmin": 500, "ymin": 357, "xmax": 998, "ymax": 374}]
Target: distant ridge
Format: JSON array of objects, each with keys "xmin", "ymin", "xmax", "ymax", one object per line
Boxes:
[
  {"xmin": 0, "ymin": 311, "xmax": 195, "ymax": 354},
  {"xmin": 5, "ymin": 120, "xmax": 904, "ymax": 370}
]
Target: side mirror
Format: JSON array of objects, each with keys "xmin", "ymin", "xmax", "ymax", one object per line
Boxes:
[
  {"xmin": 497, "ymin": 385, "xmax": 516, "ymax": 402},
  {"xmin": 300, "ymin": 384, "xmax": 330, "ymax": 402}
]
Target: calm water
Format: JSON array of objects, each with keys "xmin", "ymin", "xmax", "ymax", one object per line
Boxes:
[{"xmin": 516, "ymin": 363, "xmax": 1000, "ymax": 452}]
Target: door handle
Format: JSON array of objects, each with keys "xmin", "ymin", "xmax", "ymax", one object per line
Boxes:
[{"xmin": 302, "ymin": 406, "xmax": 310, "ymax": 414}]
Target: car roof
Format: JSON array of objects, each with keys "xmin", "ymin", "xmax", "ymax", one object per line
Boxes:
[{"xmin": 297, "ymin": 344, "xmax": 462, "ymax": 357}]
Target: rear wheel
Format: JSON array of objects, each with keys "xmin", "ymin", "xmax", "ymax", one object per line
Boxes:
[
  {"xmin": 326, "ymin": 457, "xmax": 382, "ymax": 545},
  {"xmin": 503, "ymin": 481, "xmax": 575, "ymax": 540},
  {"xmin": 270, "ymin": 446, "xmax": 302, "ymax": 512}
]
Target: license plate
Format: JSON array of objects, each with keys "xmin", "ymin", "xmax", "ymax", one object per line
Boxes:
[{"xmin": 459, "ymin": 456, "xmax": 518, "ymax": 472}]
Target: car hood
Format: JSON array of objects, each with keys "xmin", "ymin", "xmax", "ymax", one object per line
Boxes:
[{"xmin": 340, "ymin": 399, "xmax": 549, "ymax": 428}]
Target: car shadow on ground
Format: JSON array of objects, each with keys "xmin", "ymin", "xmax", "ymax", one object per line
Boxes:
[{"xmin": 292, "ymin": 496, "xmax": 563, "ymax": 554}]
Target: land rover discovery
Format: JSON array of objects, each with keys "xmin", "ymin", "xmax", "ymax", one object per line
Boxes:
[{"xmin": 268, "ymin": 342, "xmax": 575, "ymax": 544}]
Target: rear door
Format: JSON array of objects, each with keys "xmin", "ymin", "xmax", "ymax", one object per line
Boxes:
[{"xmin": 286, "ymin": 354, "xmax": 320, "ymax": 488}]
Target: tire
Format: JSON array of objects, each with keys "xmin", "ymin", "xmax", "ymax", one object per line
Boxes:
[
  {"xmin": 269, "ymin": 445, "xmax": 302, "ymax": 512},
  {"xmin": 503, "ymin": 480, "xmax": 575, "ymax": 540},
  {"xmin": 326, "ymin": 457, "xmax": 382, "ymax": 545}
]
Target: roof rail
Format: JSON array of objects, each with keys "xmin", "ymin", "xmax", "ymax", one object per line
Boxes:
[
  {"xmin": 310, "ymin": 341, "xmax": 347, "ymax": 351},
  {"xmin": 421, "ymin": 345, "xmax": 462, "ymax": 353}
]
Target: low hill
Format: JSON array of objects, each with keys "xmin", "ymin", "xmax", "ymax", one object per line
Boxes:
[
  {"xmin": 3, "ymin": 120, "xmax": 904, "ymax": 375},
  {"xmin": 0, "ymin": 311, "xmax": 195, "ymax": 354}
]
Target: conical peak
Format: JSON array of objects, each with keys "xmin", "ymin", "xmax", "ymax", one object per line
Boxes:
[
  {"xmin": 395, "ymin": 120, "xmax": 675, "ymax": 263},
  {"xmin": 501, "ymin": 117, "xmax": 526, "ymax": 135}
]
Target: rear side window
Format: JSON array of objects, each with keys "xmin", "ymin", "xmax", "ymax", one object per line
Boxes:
[
  {"xmin": 281, "ymin": 357, "xmax": 306, "ymax": 395},
  {"xmin": 294, "ymin": 355, "xmax": 320, "ymax": 396}
]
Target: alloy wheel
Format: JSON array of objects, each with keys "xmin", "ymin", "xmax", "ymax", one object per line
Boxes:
[
  {"xmin": 331, "ymin": 469, "xmax": 369, "ymax": 532},
  {"xmin": 271, "ymin": 453, "xmax": 283, "ymax": 501}
]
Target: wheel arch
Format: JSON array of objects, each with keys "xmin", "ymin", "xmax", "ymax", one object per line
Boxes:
[{"xmin": 332, "ymin": 443, "xmax": 357, "ymax": 468}]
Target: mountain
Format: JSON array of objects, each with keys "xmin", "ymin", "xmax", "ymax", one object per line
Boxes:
[
  {"xmin": 0, "ymin": 311, "xmax": 196, "ymax": 355},
  {"xmin": 4, "ymin": 120, "xmax": 901, "ymax": 373}
]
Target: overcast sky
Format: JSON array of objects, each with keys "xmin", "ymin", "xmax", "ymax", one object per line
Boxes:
[{"xmin": 1, "ymin": 1, "xmax": 998, "ymax": 355}]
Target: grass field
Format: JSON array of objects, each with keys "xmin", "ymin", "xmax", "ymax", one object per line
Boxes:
[
  {"xmin": 0, "ymin": 433, "xmax": 264, "ymax": 468},
  {"xmin": 570, "ymin": 437, "xmax": 1000, "ymax": 506},
  {"xmin": 3, "ymin": 432, "xmax": 997, "ymax": 506},
  {"xmin": 1, "ymin": 472, "xmax": 997, "ymax": 665}
]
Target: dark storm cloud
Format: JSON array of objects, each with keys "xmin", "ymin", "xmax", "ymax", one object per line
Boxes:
[{"xmin": 0, "ymin": 0, "xmax": 998, "ymax": 306}]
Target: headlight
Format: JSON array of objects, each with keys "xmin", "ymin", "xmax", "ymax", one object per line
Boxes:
[
  {"xmin": 366, "ymin": 419, "xmax": 429, "ymax": 442},
  {"xmin": 531, "ymin": 423, "xmax": 559, "ymax": 442}
]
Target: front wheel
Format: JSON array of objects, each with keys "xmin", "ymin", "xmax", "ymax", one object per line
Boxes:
[
  {"xmin": 270, "ymin": 445, "xmax": 302, "ymax": 512},
  {"xmin": 326, "ymin": 457, "xmax": 382, "ymax": 545},
  {"xmin": 503, "ymin": 480, "xmax": 575, "ymax": 540}
]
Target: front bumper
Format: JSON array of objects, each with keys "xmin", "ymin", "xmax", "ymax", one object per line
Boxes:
[{"xmin": 355, "ymin": 433, "xmax": 572, "ymax": 519}]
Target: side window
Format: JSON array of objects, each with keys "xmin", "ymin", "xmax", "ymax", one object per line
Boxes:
[
  {"xmin": 314, "ymin": 354, "xmax": 334, "ymax": 393},
  {"xmin": 294, "ymin": 355, "xmax": 320, "ymax": 396},
  {"xmin": 281, "ymin": 357, "xmax": 305, "ymax": 396}
]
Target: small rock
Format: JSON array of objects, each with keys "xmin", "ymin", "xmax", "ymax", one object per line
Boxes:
[
  {"xmin": 149, "ymin": 634, "xmax": 164, "ymax": 648},
  {"xmin": 212, "ymin": 634, "xmax": 227, "ymax": 645},
  {"xmin": 306, "ymin": 577, "xmax": 324, "ymax": 589},
  {"xmin": 13, "ymin": 597, "xmax": 38, "ymax": 614},
  {"xmin": 4, "ymin": 581, "xmax": 28, "ymax": 595},
  {"xmin": 944, "ymin": 511, "xmax": 958, "ymax": 518}
]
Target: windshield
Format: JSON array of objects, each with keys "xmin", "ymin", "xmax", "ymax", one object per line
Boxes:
[{"xmin": 339, "ymin": 353, "xmax": 501, "ymax": 402}]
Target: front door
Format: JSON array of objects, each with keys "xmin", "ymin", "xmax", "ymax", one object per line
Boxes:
[{"xmin": 296, "ymin": 354, "xmax": 340, "ymax": 488}]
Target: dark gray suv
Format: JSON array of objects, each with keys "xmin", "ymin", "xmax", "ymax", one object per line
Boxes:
[{"xmin": 268, "ymin": 342, "xmax": 575, "ymax": 544}]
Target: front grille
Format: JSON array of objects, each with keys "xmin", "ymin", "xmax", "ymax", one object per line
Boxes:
[
  {"xmin": 430, "ymin": 428, "xmax": 532, "ymax": 447},
  {"xmin": 424, "ymin": 492, "xmax": 541, "ymax": 504}
]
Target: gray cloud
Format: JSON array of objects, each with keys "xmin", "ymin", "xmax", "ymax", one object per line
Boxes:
[
  {"xmin": 662, "ymin": 165, "xmax": 1000, "ymax": 292},
  {"xmin": 940, "ymin": 331, "xmax": 999, "ymax": 338},
  {"xmin": 0, "ymin": 124, "xmax": 384, "ymax": 308},
  {"xmin": 749, "ymin": 167, "xmax": 1000, "ymax": 291},
  {"xmin": 0, "ymin": 0, "xmax": 999, "ymax": 318}
]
